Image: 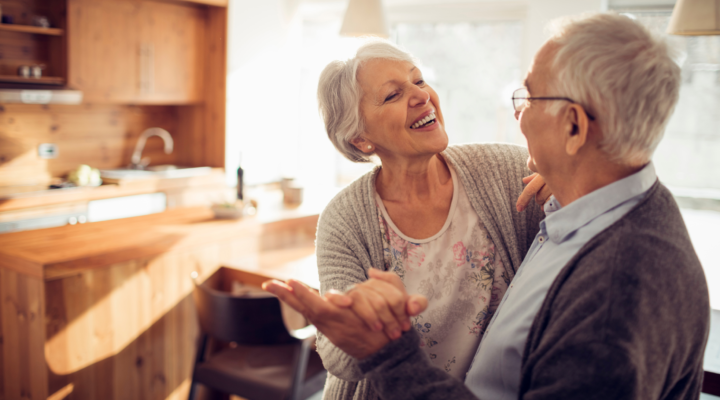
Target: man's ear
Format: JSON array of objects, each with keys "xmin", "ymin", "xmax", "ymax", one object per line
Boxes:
[{"xmin": 565, "ymin": 105, "xmax": 589, "ymax": 156}]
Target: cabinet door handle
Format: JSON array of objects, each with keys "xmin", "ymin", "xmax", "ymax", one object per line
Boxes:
[{"xmin": 139, "ymin": 43, "xmax": 154, "ymax": 94}]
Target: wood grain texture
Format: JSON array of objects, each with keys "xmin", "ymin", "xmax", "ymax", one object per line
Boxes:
[
  {"xmin": 201, "ymin": 6, "xmax": 226, "ymax": 168},
  {"xmin": 224, "ymin": 246, "xmax": 320, "ymax": 290},
  {"xmin": 66, "ymin": 0, "xmax": 142, "ymax": 102},
  {"xmin": 0, "ymin": 230, "xmax": 256, "ymax": 400},
  {"xmin": 0, "ymin": 104, "xmax": 181, "ymax": 187},
  {"xmin": 0, "ymin": 0, "xmax": 67, "ymax": 81},
  {"xmin": 2, "ymin": 0, "xmax": 227, "ymax": 197},
  {"xmin": 0, "ymin": 267, "xmax": 48, "ymax": 400},
  {"xmin": 0, "ymin": 23, "xmax": 63, "ymax": 36},
  {"xmin": 42, "ymin": 239, "xmax": 248, "ymax": 399},
  {"xmin": 0, "ymin": 75, "xmax": 64, "ymax": 85},
  {"xmin": 173, "ymin": 0, "xmax": 228, "ymax": 7},
  {"xmin": 140, "ymin": 1, "xmax": 204, "ymax": 104},
  {"xmin": 0, "ymin": 168, "xmax": 227, "ymax": 212},
  {"xmin": 68, "ymin": 0, "xmax": 205, "ymax": 104},
  {"xmin": 0, "ymin": 206, "xmax": 262, "ymax": 280}
]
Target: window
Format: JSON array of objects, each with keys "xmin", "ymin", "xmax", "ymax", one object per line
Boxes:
[
  {"xmin": 617, "ymin": 10, "xmax": 720, "ymax": 191},
  {"xmin": 394, "ymin": 22, "xmax": 524, "ymax": 146},
  {"xmin": 292, "ymin": 19, "xmax": 527, "ymax": 185},
  {"xmin": 614, "ymin": 8, "xmax": 720, "ymax": 311}
]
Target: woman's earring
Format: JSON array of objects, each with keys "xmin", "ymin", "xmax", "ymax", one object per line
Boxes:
[{"xmin": 367, "ymin": 145, "xmax": 372, "ymax": 150}]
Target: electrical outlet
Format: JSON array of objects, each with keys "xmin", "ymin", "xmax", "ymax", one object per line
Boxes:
[{"xmin": 38, "ymin": 143, "xmax": 58, "ymax": 159}]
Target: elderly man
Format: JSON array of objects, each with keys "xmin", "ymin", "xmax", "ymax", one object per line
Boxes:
[{"xmin": 264, "ymin": 12, "xmax": 710, "ymax": 399}]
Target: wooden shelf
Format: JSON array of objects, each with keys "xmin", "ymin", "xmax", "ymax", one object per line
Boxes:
[
  {"xmin": 0, "ymin": 23, "xmax": 63, "ymax": 36},
  {"xmin": 0, "ymin": 75, "xmax": 65, "ymax": 85}
]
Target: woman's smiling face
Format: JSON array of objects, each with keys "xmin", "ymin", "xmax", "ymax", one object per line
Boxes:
[{"xmin": 355, "ymin": 59, "xmax": 448, "ymax": 161}]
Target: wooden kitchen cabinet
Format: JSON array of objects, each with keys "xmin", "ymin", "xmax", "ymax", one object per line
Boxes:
[{"xmin": 68, "ymin": 0, "xmax": 204, "ymax": 104}]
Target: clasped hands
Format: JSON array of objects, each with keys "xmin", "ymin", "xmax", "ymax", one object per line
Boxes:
[{"xmin": 263, "ymin": 268, "xmax": 428, "ymax": 360}]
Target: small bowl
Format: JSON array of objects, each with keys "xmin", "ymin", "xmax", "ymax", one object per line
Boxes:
[{"xmin": 211, "ymin": 202, "xmax": 244, "ymax": 219}]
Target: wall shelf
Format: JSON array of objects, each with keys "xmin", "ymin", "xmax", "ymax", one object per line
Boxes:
[
  {"xmin": 0, "ymin": 23, "xmax": 63, "ymax": 36},
  {"xmin": 0, "ymin": 75, "xmax": 65, "ymax": 85}
]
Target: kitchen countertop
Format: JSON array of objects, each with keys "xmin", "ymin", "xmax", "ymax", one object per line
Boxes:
[
  {"xmin": 224, "ymin": 245, "xmax": 320, "ymax": 289},
  {"xmin": 0, "ymin": 207, "xmax": 262, "ymax": 280},
  {"xmin": 0, "ymin": 168, "xmax": 227, "ymax": 212},
  {"xmin": 0, "ymin": 184, "xmax": 339, "ymax": 282}
]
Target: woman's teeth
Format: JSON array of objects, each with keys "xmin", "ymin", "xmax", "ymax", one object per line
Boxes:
[{"xmin": 411, "ymin": 112, "xmax": 436, "ymax": 129}]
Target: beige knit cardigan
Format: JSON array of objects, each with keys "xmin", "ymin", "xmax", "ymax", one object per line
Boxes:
[{"xmin": 315, "ymin": 143, "xmax": 545, "ymax": 400}]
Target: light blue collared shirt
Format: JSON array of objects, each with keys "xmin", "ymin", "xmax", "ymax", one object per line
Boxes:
[{"xmin": 464, "ymin": 162, "xmax": 658, "ymax": 399}]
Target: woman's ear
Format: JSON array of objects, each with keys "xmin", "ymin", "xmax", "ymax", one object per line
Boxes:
[
  {"xmin": 564, "ymin": 105, "xmax": 589, "ymax": 156},
  {"xmin": 351, "ymin": 137, "xmax": 374, "ymax": 153}
]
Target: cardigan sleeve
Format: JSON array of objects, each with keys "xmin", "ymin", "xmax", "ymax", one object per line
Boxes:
[
  {"xmin": 359, "ymin": 329, "xmax": 480, "ymax": 400},
  {"xmin": 314, "ymin": 197, "xmax": 372, "ymax": 382}
]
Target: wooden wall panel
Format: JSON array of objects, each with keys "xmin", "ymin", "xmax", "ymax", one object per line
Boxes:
[{"xmin": 0, "ymin": 104, "xmax": 184, "ymax": 187}]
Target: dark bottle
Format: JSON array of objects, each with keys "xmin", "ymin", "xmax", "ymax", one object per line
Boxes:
[{"xmin": 237, "ymin": 162, "xmax": 244, "ymax": 201}]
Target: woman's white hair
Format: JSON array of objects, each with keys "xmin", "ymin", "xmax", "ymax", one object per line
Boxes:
[
  {"xmin": 546, "ymin": 12, "xmax": 681, "ymax": 165},
  {"xmin": 317, "ymin": 40, "xmax": 417, "ymax": 162}
]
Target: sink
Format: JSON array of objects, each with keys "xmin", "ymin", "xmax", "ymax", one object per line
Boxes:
[{"xmin": 100, "ymin": 165, "xmax": 212, "ymax": 180}]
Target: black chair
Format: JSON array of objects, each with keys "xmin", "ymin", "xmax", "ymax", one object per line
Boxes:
[
  {"xmin": 188, "ymin": 271, "xmax": 326, "ymax": 400},
  {"xmin": 704, "ymin": 371, "xmax": 720, "ymax": 397}
]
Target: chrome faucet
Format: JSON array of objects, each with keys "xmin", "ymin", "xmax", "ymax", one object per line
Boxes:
[{"xmin": 129, "ymin": 127, "xmax": 174, "ymax": 169}]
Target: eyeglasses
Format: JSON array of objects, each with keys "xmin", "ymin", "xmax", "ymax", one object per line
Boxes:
[{"xmin": 512, "ymin": 88, "xmax": 596, "ymax": 121}]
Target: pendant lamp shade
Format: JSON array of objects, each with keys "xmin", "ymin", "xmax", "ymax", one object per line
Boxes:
[
  {"xmin": 340, "ymin": 0, "xmax": 389, "ymax": 38},
  {"xmin": 667, "ymin": 0, "xmax": 720, "ymax": 35}
]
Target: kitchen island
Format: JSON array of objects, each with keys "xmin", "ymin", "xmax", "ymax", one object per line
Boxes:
[{"xmin": 0, "ymin": 203, "xmax": 321, "ymax": 400}]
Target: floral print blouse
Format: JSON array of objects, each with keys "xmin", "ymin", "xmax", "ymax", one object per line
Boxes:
[{"xmin": 375, "ymin": 166, "xmax": 509, "ymax": 380}]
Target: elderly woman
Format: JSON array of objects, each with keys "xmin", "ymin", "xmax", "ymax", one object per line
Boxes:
[{"xmin": 313, "ymin": 40, "xmax": 545, "ymax": 400}]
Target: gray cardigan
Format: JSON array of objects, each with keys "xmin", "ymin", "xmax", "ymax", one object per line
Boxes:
[
  {"xmin": 357, "ymin": 182, "xmax": 711, "ymax": 400},
  {"xmin": 315, "ymin": 143, "xmax": 545, "ymax": 400}
]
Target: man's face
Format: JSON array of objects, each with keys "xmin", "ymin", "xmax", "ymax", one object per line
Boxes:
[{"xmin": 515, "ymin": 42, "xmax": 570, "ymax": 180}]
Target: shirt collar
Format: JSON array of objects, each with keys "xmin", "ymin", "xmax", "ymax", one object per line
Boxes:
[{"xmin": 544, "ymin": 162, "xmax": 657, "ymax": 244}]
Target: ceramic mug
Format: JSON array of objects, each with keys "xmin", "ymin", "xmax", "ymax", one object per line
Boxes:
[
  {"xmin": 17, "ymin": 65, "xmax": 30, "ymax": 78},
  {"xmin": 283, "ymin": 186, "xmax": 303, "ymax": 206}
]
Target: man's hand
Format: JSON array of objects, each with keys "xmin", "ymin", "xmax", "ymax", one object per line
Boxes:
[
  {"xmin": 516, "ymin": 173, "xmax": 552, "ymax": 212},
  {"xmin": 324, "ymin": 269, "xmax": 428, "ymax": 340},
  {"xmin": 262, "ymin": 279, "xmax": 392, "ymax": 359}
]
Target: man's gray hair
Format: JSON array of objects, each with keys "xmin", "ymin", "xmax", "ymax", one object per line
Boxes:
[
  {"xmin": 318, "ymin": 40, "xmax": 417, "ymax": 162},
  {"xmin": 547, "ymin": 13, "xmax": 681, "ymax": 165}
]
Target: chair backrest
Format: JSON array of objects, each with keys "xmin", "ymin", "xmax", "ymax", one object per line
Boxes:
[
  {"xmin": 704, "ymin": 370, "xmax": 720, "ymax": 396},
  {"xmin": 192, "ymin": 280, "xmax": 298, "ymax": 345}
]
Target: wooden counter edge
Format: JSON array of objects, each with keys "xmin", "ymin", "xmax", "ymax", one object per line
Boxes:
[
  {"xmin": 0, "ymin": 253, "xmax": 43, "ymax": 279},
  {"xmin": 0, "ymin": 169, "xmax": 226, "ymax": 212}
]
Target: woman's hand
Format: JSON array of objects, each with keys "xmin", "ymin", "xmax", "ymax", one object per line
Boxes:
[
  {"xmin": 262, "ymin": 279, "xmax": 394, "ymax": 359},
  {"xmin": 325, "ymin": 269, "xmax": 428, "ymax": 340},
  {"xmin": 516, "ymin": 173, "xmax": 552, "ymax": 212}
]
